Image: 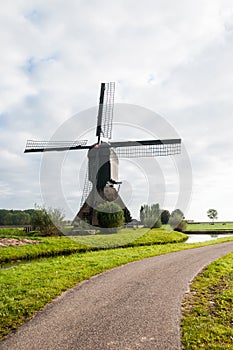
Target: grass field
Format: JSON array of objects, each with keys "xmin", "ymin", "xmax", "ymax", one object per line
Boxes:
[
  {"xmin": 1, "ymin": 235, "xmax": 233, "ymax": 340},
  {"xmin": 0, "ymin": 227, "xmax": 30, "ymax": 238},
  {"xmin": 0, "ymin": 227, "xmax": 187, "ymax": 265},
  {"xmin": 72, "ymin": 227, "xmax": 187, "ymax": 247},
  {"xmin": 181, "ymin": 251, "xmax": 233, "ymax": 349},
  {"xmin": 186, "ymin": 222, "xmax": 233, "ymax": 231},
  {"xmin": 1, "ymin": 226, "xmax": 233, "ymax": 346}
]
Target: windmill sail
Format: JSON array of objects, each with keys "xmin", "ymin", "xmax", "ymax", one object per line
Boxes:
[
  {"xmin": 80, "ymin": 168, "xmax": 92, "ymax": 207},
  {"xmin": 109, "ymin": 139, "xmax": 181, "ymax": 158},
  {"xmin": 96, "ymin": 82, "xmax": 115, "ymax": 142},
  {"xmin": 96, "ymin": 83, "xmax": 105, "ymax": 141},
  {"xmin": 101, "ymin": 82, "xmax": 115, "ymax": 139},
  {"xmin": 24, "ymin": 140, "xmax": 89, "ymax": 153}
]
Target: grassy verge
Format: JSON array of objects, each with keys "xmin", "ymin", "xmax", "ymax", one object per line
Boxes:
[
  {"xmin": 72, "ymin": 228, "xmax": 187, "ymax": 247},
  {"xmin": 0, "ymin": 237, "xmax": 87, "ymax": 265},
  {"xmin": 0, "ymin": 228, "xmax": 29, "ymax": 238},
  {"xmin": 181, "ymin": 252, "xmax": 233, "ymax": 349},
  {"xmin": 0, "ymin": 228, "xmax": 187, "ymax": 265},
  {"xmin": 1, "ymin": 236, "xmax": 233, "ymax": 340},
  {"xmin": 186, "ymin": 222, "xmax": 233, "ymax": 231}
]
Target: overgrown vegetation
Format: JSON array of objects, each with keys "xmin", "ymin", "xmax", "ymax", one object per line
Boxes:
[
  {"xmin": 30, "ymin": 206, "xmax": 65, "ymax": 236},
  {"xmin": 181, "ymin": 252, "xmax": 233, "ymax": 349},
  {"xmin": 169, "ymin": 209, "xmax": 186, "ymax": 232}
]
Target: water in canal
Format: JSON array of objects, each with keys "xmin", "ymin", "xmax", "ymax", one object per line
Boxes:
[{"xmin": 186, "ymin": 233, "xmax": 233, "ymax": 243}]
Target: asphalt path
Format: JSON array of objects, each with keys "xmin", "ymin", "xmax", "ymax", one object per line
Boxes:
[{"xmin": 1, "ymin": 242, "xmax": 233, "ymax": 350}]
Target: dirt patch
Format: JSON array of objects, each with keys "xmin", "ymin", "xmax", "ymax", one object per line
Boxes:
[{"xmin": 0, "ymin": 238, "xmax": 40, "ymax": 247}]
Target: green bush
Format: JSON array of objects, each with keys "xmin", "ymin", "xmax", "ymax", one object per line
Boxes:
[
  {"xmin": 160, "ymin": 210, "xmax": 170, "ymax": 224},
  {"xmin": 97, "ymin": 202, "xmax": 125, "ymax": 232},
  {"xmin": 31, "ymin": 207, "xmax": 65, "ymax": 236},
  {"xmin": 169, "ymin": 209, "xmax": 186, "ymax": 232}
]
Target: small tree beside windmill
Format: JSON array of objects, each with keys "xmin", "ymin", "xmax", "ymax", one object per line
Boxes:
[
  {"xmin": 207, "ymin": 209, "xmax": 218, "ymax": 224},
  {"xmin": 97, "ymin": 202, "xmax": 125, "ymax": 233}
]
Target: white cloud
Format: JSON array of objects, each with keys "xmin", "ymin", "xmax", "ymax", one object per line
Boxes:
[{"xmin": 1, "ymin": 0, "xmax": 233, "ymax": 220}]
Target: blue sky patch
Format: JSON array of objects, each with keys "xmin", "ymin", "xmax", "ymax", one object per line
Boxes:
[
  {"xmin": 24, "ymin": 9, "xmax": 46, "ymax": 25},
  {"xmin": 24, "ymin": 57, "xmax": 37, "ymax": 74}
]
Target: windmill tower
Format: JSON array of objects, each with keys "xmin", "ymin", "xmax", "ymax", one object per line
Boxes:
[{"xmin": 25, "ymin": 82, "xmax": 181, "ymax": 227}]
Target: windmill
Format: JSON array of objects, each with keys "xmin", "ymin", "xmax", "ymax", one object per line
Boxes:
[{"xmin": 25, "ymin": 82, "xmax": 181, "ymax": 227}]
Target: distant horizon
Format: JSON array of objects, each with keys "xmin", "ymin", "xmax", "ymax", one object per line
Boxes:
[{"xmin": 0, "ymin": 206, "xmax": 231, "ymax": 223}]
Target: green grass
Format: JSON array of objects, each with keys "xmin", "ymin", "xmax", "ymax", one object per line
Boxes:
[
  {"xmin": 70, "ymin": 228, "xmax": 148, "ymax": 248},
  {"xmin": 181, "ymin": 252, "xmax": 233, "ymax": 349},
  {"xmin": 1, "ymin": 236, "xmax": 233, "ymax": 340},
  {"xmin": 72, "ymin": 227, "xmax": 187, "ymax": 247},
  {"xmin": 0, "ymin": 228, "xmax": 187, "ymax": 265},
  {"xmin": 0, "ymin": 243, "xmax": 186, "ymax": 339},
  {"xmin": 0, "ymin": 228, "xmax": 29, "ymax": 238},
  {"xmin": 0, "ymin": 236, "xmax": 87, "ymax": 265},
  {"xmin": 186, "ymin": 222, "xmax": 233, "ymax": 231}
]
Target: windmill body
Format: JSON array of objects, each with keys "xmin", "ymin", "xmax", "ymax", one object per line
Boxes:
[
  {"xmin": 25, "ymin": 82, "xmax": 181, "ymax": 227},
  {"xmin": 88, "ymin": 142, "xmax": 119, "ymax": 190}
]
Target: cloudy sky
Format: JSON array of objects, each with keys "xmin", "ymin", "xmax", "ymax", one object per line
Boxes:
[{"xmin": 1, "ymin": 0, "xmax": 233, "ymax": 221}]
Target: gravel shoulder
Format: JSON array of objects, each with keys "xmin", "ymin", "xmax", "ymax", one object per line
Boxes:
[{"xmin": 0, "ymin": 238, "xmax": 40, "ymax": 247}]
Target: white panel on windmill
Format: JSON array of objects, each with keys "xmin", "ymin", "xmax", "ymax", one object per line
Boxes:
[{"xmin": 110, "ymin": 148, "xmax": 119, "ymax": 184}]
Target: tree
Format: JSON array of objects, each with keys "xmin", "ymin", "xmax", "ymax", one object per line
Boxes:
[
  {"xmin": 140, "ymin": 204, "xmax": 161, "ymax": 228},
  {"xmin": 151, "ymin": 203, "xmax": 162, "ymax": 228},
  {"xmin": 3, "ymin": 212, "xmax": 14, "ymax": 225},
  {"xmin": 14, "ymin": 210, "xmax": 31, "ymax": 225},
  {"xmin": 160, "ymin": 210, "xmax": 170, "ymax": 225},
  {"xmin": 207, "ymin": 209, "xmax": 218, "ymax": 224},
  {"xmin": 171, "ymin": 209, "xmax": 184, "ymax": 218},
  {"xmin": 24, "ymin": 209, "xmax": 37, "ymax": 220},
  {"xmin": 0, "ymin": 210, "xmax": 8, "ymax": 225},
  {"xmin": 140, "ymin": 206, "xmax": 145, "ymax": 224},
  {"xmin": 97, "ymin": 202, "xmax": 125, "ymax": 232},
  {"xmin": 123, "ymin": 207, "xmax": 132, "ymax": 223},
  {"xmin": 30, "ymin": 206, "xmax": 65, "ymax": 236},
  {"xmin": 169, "ymin": 209, "xmax": 186, "ymax": 232}
]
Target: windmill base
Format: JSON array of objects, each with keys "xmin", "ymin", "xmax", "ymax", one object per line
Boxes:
[{"xmin": 72, "ymin": 187, "xmax": 130, "ymax": 227}]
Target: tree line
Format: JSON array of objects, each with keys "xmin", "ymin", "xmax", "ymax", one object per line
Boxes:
[
  {"xmin": 0, "ymin": 209, "xmax": 32, "ymax": 225},
  {"xmin": 0, "ymin": 203, "xmax": 186, "ymax": 235},
  {"xmin": 0, "ymin": 208, "xmax": 64, "ymax": 236}
]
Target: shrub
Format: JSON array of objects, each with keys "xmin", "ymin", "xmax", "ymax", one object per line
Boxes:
[
  {"xmin": 160, "ymin": 210, "xmax": 170, "ymax": 224},
  {"xmin": 169, "ymin": 209, "xmax": 186, "ymax": 232},
  {"xmin": 31, "ymin": 206, "xmax": 65, "ymax": 236},
  {"xmin": 97, "ymin": 202, "xmax": 125, "ymax": 233}
]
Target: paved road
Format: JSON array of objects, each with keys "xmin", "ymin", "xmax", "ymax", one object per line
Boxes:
[{"xmin": 1, "ymin": 242, "xmax": 233, "ymax": 350}]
